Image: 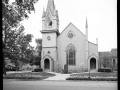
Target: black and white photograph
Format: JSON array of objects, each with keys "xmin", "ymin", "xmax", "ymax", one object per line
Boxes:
[{"xmin": 3, "ymin": 0, "xmax": 117, "ymax": 90}]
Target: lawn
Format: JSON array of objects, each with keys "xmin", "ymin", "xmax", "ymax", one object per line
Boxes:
[
  {"xmin": 66, "ymin": 72, "xmax": 117, "ymax": 81},
  {"xmin": 7, "ymin": 72, "xmax": 55, "ymax": 77},
  {"xmin": 3, "ymin": 72, "xmax": 55, "ymax": 80},
  {"xmin": 71, "ymin": 72, "xmax": 117, "ymax": 77}
]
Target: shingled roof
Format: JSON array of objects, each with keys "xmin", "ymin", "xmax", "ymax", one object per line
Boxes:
[
  {"xmin": 111, "ymin": 48, "xmax": 117, "ymax": 58},
  {"xmin": 99, "ymin": 48, "xmax": 117, "ymax": 59}
]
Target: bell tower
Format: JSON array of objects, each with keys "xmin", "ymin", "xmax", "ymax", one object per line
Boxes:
[
  {"xmin": 41, "ymin": 0, "xmax": 59, "ymax": 72},
  {"xmin": 41, "ymin": 0, "xmax": 59, "ymax": 33}
]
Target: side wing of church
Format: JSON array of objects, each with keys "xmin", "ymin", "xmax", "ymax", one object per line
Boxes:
[{"xmin": 40, "ymin": 0, "xmax": 98, "ymax": 73}]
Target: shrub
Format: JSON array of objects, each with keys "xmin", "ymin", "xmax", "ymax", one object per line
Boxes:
[
  {"xmin": 3, "ymin": 75, "xmax": 45, "ymax": 80},
  {"xmin": 98, "ymin": 68, "xmax": 112, "ymax": 72},
  {"xmin": 32, "ymin": 68, "xmax": 43, "ymax": 72},
  {"xmin": 5, "ymin": 67, "xmax": 16, "ymax": 71}
]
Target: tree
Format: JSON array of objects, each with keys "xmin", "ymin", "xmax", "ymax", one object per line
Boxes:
[
  {"xmin": 35, "ymin": 39, "xmax": 42, "ymax": 67},
  {"xmin": 102, "ymin": 57, "xmax": 110, "ymax": 72},
  {"xmin": 35, "ymin": 39, "xmax": 42, "ymax": 56},
  {"xmin": 3, "ymin": 25, "xmax": 34, "ymax": 72},
  {"xmin": 2, "ymin": 0, "xmax": 39, "ymax": 75},
  {"xmin": 29, "ymin": 39, "xmax": 42, "ymax": 67}
]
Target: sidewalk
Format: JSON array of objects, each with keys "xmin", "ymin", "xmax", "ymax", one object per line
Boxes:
[
  {"xmin": 44, "ymin": 71, "xmax": 100, "ymax": 80},
  {"xmin": 44, "ymin": 72, "xmax": 71, "ymax": 80}
]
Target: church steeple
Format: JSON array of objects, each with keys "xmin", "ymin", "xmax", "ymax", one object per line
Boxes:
[
  {"xmin": 46, "ymin": 0, "xmax": 55, "ymax": 15},
  {"xmin": 41, "ymin": 0, "xmax": 59, "ymax": 34}
]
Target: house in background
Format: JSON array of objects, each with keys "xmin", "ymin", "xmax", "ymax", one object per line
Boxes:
[{"xmin": 98, "ymin": 48, "xmax": 117, "ymax": 71}]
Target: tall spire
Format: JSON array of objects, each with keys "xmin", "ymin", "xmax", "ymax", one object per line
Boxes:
[
  {"xmin": 85, "ymin": 17, "xmax": 88, "ymax": 28},
  {"xmin": 47, "ymin": 0, "xmax": 55, "ymax": 13},
  {"xmin": 85, "ymin": 17, "xmax": 88, "ymax": 40},
  {"xmin": 85, "ymin": 17, "xmax": 89, "ymax": 66}
]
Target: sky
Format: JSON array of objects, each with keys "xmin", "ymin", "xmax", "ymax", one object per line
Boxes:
[{"xmin": 22, "ymin": 0, "xmax": 117, "ymax": 52}]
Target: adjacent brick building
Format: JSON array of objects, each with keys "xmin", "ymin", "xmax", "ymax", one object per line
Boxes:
[{"xmin": 98, "ymin": 48, "xmax": 117, "ymax": 71}]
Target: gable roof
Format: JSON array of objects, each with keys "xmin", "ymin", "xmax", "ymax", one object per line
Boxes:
[
  {"xmin": 88, "ymin": 41, "xmax": 97, "ymax": 46},
  {"xmin": 99, "ymin": 52, "xmax": 111, "ymax": 59},
  {"xmin": 59, "ymin": 22, "xmax": 86, "ymax": 37},
  {"xmin": 111, "ymin": 48, "xmax": 117, "ymax": 58}
]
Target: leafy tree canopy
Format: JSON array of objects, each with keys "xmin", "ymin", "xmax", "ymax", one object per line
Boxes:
[
  {"xmin": 29, "ymin": 39, "xmax": 42, "ymax": 66},
  {"xmin": 2, "ymin": 0, "xmax": 39, "ymax": 73}
]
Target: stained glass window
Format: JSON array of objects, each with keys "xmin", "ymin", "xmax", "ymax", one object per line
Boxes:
[
  {"xmin": 66, "ymin": 44, "xmax": 75, "ymax": 65},
  {"xmin": 68, "ymin": 32, "xmax": 74, "ymax": 39}
]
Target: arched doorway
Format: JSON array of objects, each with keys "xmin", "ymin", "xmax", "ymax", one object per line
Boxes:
[
  {"xmin": 44, "ymin": 58, "xmax": 50, "ymax": 69},
  {"xmin": 90, "ymin": 58, "xmax": 96, "ymax": 71}
]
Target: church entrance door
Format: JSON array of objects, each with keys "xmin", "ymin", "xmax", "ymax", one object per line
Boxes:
[
  {"xmin": 44, "ymin": 58, "xmax": 50, "ymax": 71},
  {"xmin": 90, "ymin": 58, "xmax": 96, "ymax": 72}
]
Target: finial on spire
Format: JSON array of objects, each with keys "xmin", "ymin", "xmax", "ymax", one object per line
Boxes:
[
  {"xmin": 85, "ymin": 17, "xmax": 88, "ymax": 40},
  {"xmin": 85, "ymin": 17, "xmax": 88, "ymax": 28},
  {"xmin": 96, "ymin": 38, "xmax": 98, "ymax": 45}
]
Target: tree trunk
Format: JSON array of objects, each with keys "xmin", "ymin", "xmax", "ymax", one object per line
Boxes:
[
  {"xmin": 3, "ymin": 26, "xmax": 7, "ymax": 75},
  {"xmin": 3, "ymin": 58, "xmax": 6, "ymax": 75},
  {"xmin": 15, "ymin": 60, "xmax": 19, "ymax": 73}
]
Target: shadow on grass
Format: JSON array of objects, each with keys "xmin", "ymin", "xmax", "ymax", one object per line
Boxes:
[{"xmin": 16, "ymin": 77, "xmax": 49, "ymax": 81}]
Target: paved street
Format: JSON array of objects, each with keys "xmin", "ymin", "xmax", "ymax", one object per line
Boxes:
[{"xmin": 3, "ymin": 79, "xmax": 117, "ymax": 90}]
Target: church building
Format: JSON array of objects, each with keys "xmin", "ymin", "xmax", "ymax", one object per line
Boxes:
[{"xmin": 40, "ymin": 0, "xmax": 98, "ymax": 73}]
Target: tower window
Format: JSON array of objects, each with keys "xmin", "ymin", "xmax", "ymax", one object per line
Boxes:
[
  {"xmin": 49, "ymin": 21, "xmax": 52, "ymax": 26},
  {"xmin": 48, "ymin": 51, "xmax": 50, "ymax": 54},
  {"xmin": 46, "ymin": 17, "xmax": 52, "ymax": 27}
]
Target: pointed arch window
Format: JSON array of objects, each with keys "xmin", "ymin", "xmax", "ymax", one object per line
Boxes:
[{"xmin": 66, "ymin": 44, "xmax": 76, "ymax": 65}]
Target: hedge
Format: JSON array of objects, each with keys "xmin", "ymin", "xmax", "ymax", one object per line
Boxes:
[
  {"xmin": 66, "ymin": 77, "xmax": 117, "ymax": 81},
  {"xmin": 32, "ymin": 68, "xmax": 43, "ymax": 72},
  {"xmin": 3, "ymin": 75, "xmax": 46, "ymax": 80},
  {"xmin": 98, "ymin": 68, "xmax": 112, "ymax": 72}
]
